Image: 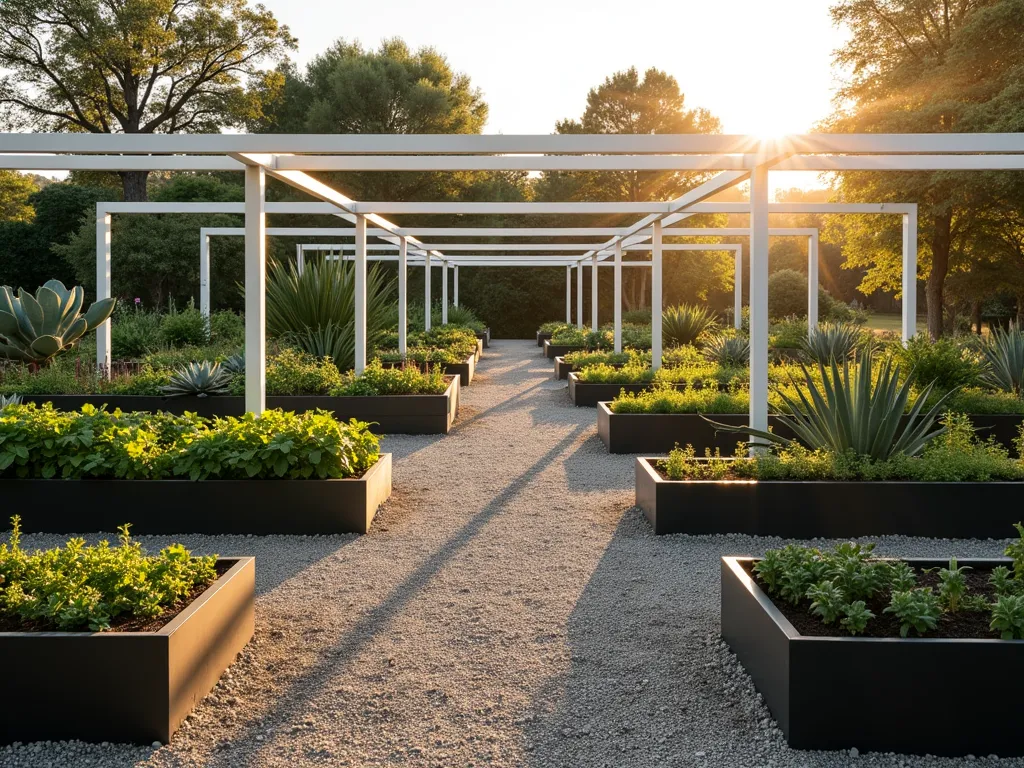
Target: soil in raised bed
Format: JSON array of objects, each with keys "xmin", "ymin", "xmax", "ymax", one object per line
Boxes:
[
  {"xmin": 741, "ymin": 560, "xmax": 1009, "ymax": 640},
  {"xmin": 0, "ymin": 559, "xmax": 231, "ymax": 634}
]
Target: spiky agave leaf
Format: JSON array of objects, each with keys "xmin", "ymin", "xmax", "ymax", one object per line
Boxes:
[
  {"xmin": 161, "ymin": 361, "xmax": 230, "ymax": 397},
  {"xmin": 662, "ymin": 304, "xmax": 718, "ymax": 347},
  {"xmin": 980, "ymin": 323, "xmax": 1024, "ymax": 396}
]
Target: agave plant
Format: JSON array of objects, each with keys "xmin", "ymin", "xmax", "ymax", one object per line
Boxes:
[
  {"xmin": 980, "ymin": 323, "xmax": 1024, "ymax": 395},
  {"xmin": 0, "ymin": 393, "xmax": 22, "ymax": 409},
  {"xmin": 662, "ymin": 304, "xmax": 718, "ymax": 347},
  {"xmin": 262, "ymin": 258, "xmax": 395, "ymax": 370},
  {"xmin": 702, "ymin": 334, "xmax": 749, "ymax": 366},
  {"xmin": 221, "ymin": 353, "xmax": 246, "ymax": 375},
  {"xmin": 161, "ymin": 361, "xmax": 230, "ymax": 397},
  {"xmin": 705, "ymin": 345, "xmax": 957, "ymax": 461},
  {"xmin": 0, "ymin": 281, "xmax": 116, "ymax": 365},
  {"xmin": 801, "ymin": 322, "xmax": 862, "ymax": 365}
]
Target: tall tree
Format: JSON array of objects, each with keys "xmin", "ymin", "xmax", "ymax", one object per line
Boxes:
[
  {"xmin": 535, "ymin": 67, "xmax": 726, "ymax": 311},
  {"xmin": 0, "ymin": 0, "xmax": 295, "ymax": 201},
  {"xmin": 824, "ymin": 0, "xmax": 1024, "ymax": 337},
  {"xmin": 0, "ymin": 171, "xmax": 39, "ymax": 223}
]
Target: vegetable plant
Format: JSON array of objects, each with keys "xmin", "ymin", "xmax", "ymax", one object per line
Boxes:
[
  {"xmin": 884, "ymin": 588, "xmax": 942, "ymax": 637},
  {"xmin": 990, "ymin": 594, "xmax": 1024, "ymax": 640}
]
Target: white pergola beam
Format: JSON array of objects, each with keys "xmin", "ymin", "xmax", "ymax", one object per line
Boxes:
[{"xmin": 243, "ymin": 165, "xmax": 267, "ymax": 416}]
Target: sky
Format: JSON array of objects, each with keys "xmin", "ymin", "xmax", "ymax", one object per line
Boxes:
[{"xmin": 259, "ymin": 0, "xmax": 852, "ymax": 193}]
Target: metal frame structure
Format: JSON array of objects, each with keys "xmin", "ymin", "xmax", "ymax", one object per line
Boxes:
[{"xmin": 9, "ymin": 132, "xmax": 1020, "ymax": 446}]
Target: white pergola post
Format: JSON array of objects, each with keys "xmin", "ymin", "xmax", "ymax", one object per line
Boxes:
[
  {"xmin": 200, "ymin": 233, "xmax": 211, "ymax": 321},
  {"xmin": 354, "ymin": 214, "xmax": 368, "ymax": 374},
  {"xmin": 297, "ymin": 243, "xmax": 306, "ymax": 275},
  {"xmin": 613, "ymin": 241, "xmax": 623, "ymax": 353},
  {"xmin": 807, "ymin": 232, "xmax": 819, "ymax": 333},
  {"xmin": 398, "ymin": 237, "xmax": 408, "ymax": 356},
  {"xmin": 734, "ymin": 248, "xmax": 743, "ymax": 330},
  {"xmin": 95, "ymin": 207, "xmax": 112, "ymax": 376},
  {"xmin": 591, "ymin": 254, "xmax": 598, "ymax": 331},
  {"xmin": 565, "ymin": 265, "xmax": 572, "ymax": 324},
  {"xmin": 442, "ymin": 260, "xmax": 449, "ymax": 324},
  {"xmin": 576, "ymin": 261, "xmax": 584, "ymax": 329},
  {"xmin": 749, "ymin": 166, "xmax": 770, "ymax": 447},
  {"xmin": 243, "ymin": 165, "xmax": 267, "ymax": 416},
  {"xmin": 902, "ymin": 211, "xmax": 918, "ymax": 342},
  {"xmin": 651, "ymin": 221, "xmax": 663, "ymax": 371},
  {"xmin": 453, "ymin": 265, "xmax": 459, "ymax": 307},
  {"xmin": 424, "ymin": 251, "xmax": 432, "ymax": 332}
]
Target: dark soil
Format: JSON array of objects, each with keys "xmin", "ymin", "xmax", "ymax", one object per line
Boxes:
[
  {"xmin": 0, "ymin": 559, "xmax": 231, "ymax": 634},
  {"xmin": 742, "ymin": 559, "xmax": 1013, "ymax": 640}
]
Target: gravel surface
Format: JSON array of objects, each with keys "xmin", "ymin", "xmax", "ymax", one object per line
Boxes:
[{"xmin": 2, "ymin": 340, "xmax": 1021, "ymax": 768}]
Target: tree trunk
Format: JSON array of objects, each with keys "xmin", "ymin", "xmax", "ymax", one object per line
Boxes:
[
  {"xmin": 1018, "ymin": 292, "xmax": 1024, "ymax": 326},
  {"xmin": 926, "ymin": 211, "xmax": 953, "ymax": 339},
  {"xmin": 971, "ymin": 300, "xmax": 982, "ymax": 335},
  {"xmin": 119, "ymin": 171, "xmax": 150, "ymax": 202}
]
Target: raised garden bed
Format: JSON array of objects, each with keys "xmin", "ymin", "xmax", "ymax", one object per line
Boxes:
[
  {"xmin": 536, "ymin": 331, "xmax": 552, "ymax": 347},
  {"xmin": 554, "ymin": 356, "xmax": 627, "ymax": 381},
  {"xmin": 567, "ymin": 373, "xmax": 652, "ymax": 406},
  {"xmin": 0, "ymin": 557, "xmax": 255, "ymax": 745},
  {"xmin": 601, "ymin": 406, "xmax": 1021, "ymax": 455},
  {"xmin": 7, "ymin": 453, "xmax": 392, "ymax": 535},
  {"xmin": 22, "ymin": 376, "xmax": 460, "ymax": 435},
  {"xmin": 445, "ymin": 352, "xmax": 476, "ymax": 385},
  {"xmin": 635, "ymin": 456, "xmax": 1024, "ymax": 538},
  {"xmin": 721, "ymin": 556, "xmax": 1024, "ymax": 756},
  {"xmin": 543, "ymin": 340, "xmax": 584, "ymax": 359},
  {"xmin": 476, "ymin": 328, "xmax": 490, "ymax": 349}
]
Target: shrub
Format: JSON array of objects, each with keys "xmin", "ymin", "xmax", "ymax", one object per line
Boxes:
[
  {"xmin": 538, "ymin": 321, "xmax": 570, "ymax": 335},
  {"xmin": 621, "ymin": 322, "xmax": 652, "ymax": 350},
  {"xmin": 264, "ymin": 349, "xmax": 344, "ymax": 396},
  {"xmin": 662, "ymin": 345, "xmax": 705, "ymax": 367},
  {"xmin": 980, "ymin": 323, "xmax": 1024, "ymax": 395},
  {"xmin": 159, "ymin": 299, "xmax": 208, "ymax": 347},
  {"xmin": 332, "ymin": 359, "xmax": 449, "ymax": 396},
  {"xmin": 896, "ymin": 335, "xmax": 980, "ymax": 392},
  {"xmin": 111, "ymin": 308, "xmax": 162, "ymax": 358},
  {"xmin": 768, "ymin": 269, "xmax": 809, "ymax": 319},
  {"xmin": 662, "ymin": 304, "xmax": 717, "ymax": 347},
  {"xmin": 209, "ymin": 311, "xmax": 245, "ymax": 346},
  {"xmin": 623, "ymin": 309, "xmax": 652, "ymax": 324},
  {"xmin": 0, "ymin": 404, "xmax": 380, "ymax": 480},
  {"xmin": 0, "ymin": 516, "xmax": 217, "ymax": 631},
  {"xmin": 435, "ymin": 304, "xmax": 485, "ymax": 334},
  {"xmin": 769, "ymin": 317, "xmax": 808, "ymax": 349}
]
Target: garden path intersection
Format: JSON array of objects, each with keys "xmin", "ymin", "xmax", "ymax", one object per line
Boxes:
[{"xmin": 1, "ymin": 341, "xmax": 1019, "ymax": 768}]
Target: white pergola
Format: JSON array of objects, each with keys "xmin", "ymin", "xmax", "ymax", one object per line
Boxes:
[{"xmin": 9, "ymin": 132, "xmax": 1021, "ymax": 447}]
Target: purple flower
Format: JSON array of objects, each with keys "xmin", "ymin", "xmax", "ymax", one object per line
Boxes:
[{"xmin": 134, "ymin": 297, "xmax": 141, "ymax": 305}]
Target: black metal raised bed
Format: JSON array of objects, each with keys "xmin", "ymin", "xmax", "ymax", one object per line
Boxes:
[
  {"xmin": 722, "ymin": 556, "xmax": 1024, "ymax": 756},
  {"xmin": 0, "ymin": 557, "xmax": 255, "ymax": 745}
]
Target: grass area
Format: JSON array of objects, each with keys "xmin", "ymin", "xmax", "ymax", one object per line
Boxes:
[{"xmin": 863, "ymin": 313, "xmax": 927, "ymax": 335}]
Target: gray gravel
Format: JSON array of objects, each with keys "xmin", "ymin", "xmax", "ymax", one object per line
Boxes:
[{"xmin": 2, "ymin": 339, "xmax": 1021, "ymax": 768}]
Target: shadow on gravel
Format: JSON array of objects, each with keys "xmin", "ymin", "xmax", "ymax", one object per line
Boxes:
[
  {"xmin": 231, "ymin": 421, "xmax": 589, "ymax": 767},
  {"xmin": 521, "ymin": 513, "xmax": 747, "ymax": 768},
  {"xmin": 560, "ymin": 434, "xmax": 635, "ymax": 494}
]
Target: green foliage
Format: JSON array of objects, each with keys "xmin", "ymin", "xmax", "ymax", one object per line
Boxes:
[
  {"xmin": 538, "ymin": 322, "xmax": 571, "ymax": 335},
  {"xmin": 807, "ymin": 581, "xmax": 846, "ymax": 624},
  {"xmin": 0, "ymin": 280, "xmax": 116, "ymax": 364},
  {"xmin": 990, "ymin": 595, "xmax": 1024, "ymax": 640},
  {"xmin": 661, "ymin": 444, "xmax": 733, "ymax": 481},
  {"xmin": 769, "ymin": 317, "xmax": 808, "ymax": 350},
  {"xmin": 884, "ymin": 589, "xmax": 942, "ymax": 638},
  {"xmin": 159, "ymin": 300, "xmax": 208, "ymax": 347},
  {"xmin": 887, "ymin": 561, "xmax": 917, "ymax": 592},
  {"xmin": 980, "ymin": 323, "xmax": 1024, "ymax": 395},
  {"xmin": 0, "ymin": 404, "xmax": 380, "ymax": 480},
  {"xmin": 703, "ymin": 335, "xmax": 749, "ymax": 366},
  {"xmin": 1006, "ymin": 522, "xmax": 1024, "ymax": 582},
  {"xmin": 801, "ymin": 322, "xmax": 863, "ymax": 365},
  {"xmin": 768, "ymin": 269, "xmax": 811, "ymax": 320},
  {"xmin": 264, "ymin": 258, "xmax": 395, "ymax": 371},
  {"xmin": 161, "ymin": 361, "xmax": 230, "ymax": 397},
  {"xmin": 332, "ymin": 359, "xmax": 448, "ymax": 396},
  {"xmin": 263, "ymin": 349, "xmax": 343, "ymax": 396},
  {"xmin": 111, "ymin": 307, "xmax": 162, "ymax": 358},
  {"xmin": 209, "ymin": 311, "xmax": 245, "ymax": 346},
  {"xmin": 989, "ymin": 566, "xmax": 1015, "ymax": 597},
  {"xmin": 662, "ymin": 304, "xmax": 717, "ymax": 347},
  {"xmin": 437, "ymin": 305, "xmax": 485, "ymax": 334},
  {"xmin": 623, "ymin": 309, "xmax": 652, "ymax": 324},
  {"xmin": 897, "ymin": 335, "xmax": 980, "ymax": 392},
  {"xmin": 563, "ymin": 350, "xmax": 634, "ymax": 369},
  {"xmin": 612, "ymin": 387, "xmax": 748, "ymax": 416},
  {"xmin": 938, "ymin": 558, "xmax": 972, "ymax": 613},
  {"xmin": 840, "ymin": 601, "xmax": 875, "ymax": 636},
  {"xmin": 706, "ymin": 345, "xmax": 955, "ymax": 461},
  {"xmin": 0, "ymin": 393, "xmax": 21, "ymax": 409},
  {"xmin": 0, "ymin": 170, "xmax": 39, "ymax": 223},
  {"xmin": 0, "ymin": 516, "xmax": 217, "ymax": 632}
]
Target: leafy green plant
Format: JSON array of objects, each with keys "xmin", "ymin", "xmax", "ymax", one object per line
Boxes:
[
  {"xmin": 801, "ymin": 322, "xmax": 862, "ymax": 365},
  {"xmin": 661, "ymin": 444, "xmax": 733, "ymax": 481},
  {"xmin": 0, "ymin": 280, "xmax": 116, "ymax": 365},
  {"xmin": 263, "ymin": 349, "xmax": 343, "ymax": 396},
  {"xmin": 938, "ymin": 558, "xmax": 972, "ymax": 612},
  {"xmin": 208, "ymin": 311, "xmax": 245, "ymax": 346},
  {"xmin": 538, "ymin": 321, "xmax": 571, "ymax": 335},
  {"xmin": 161, "ymin": 361, "xmax": 230, "ymax": 397},
  {"xmin": 807, "ymin": 581, "xmax": 846, "ymax": 624},
  {"xmin": 990, "ymin": 594, "xmax": 1024, "ymax": 640},
  {"xmin": 884, "ymin": 588, "xmax": 942, "ymax": 637},
  {"xmin": 705, "ymin": 345, "xmax": 956, "ymax": 461},
  {"xmin": 897, "ymin": 335, "xmax": 980, "ymax": 392},
  {"xmin": 886, "ymin": 561, "xmax": 917, "ymax": 592},
  {"xmin": 990, "ymin": 566, "xmax": 1016, "ymax": 596},
  {"xmin": 436, "ymin": 304, "xmax": 485, "ymax": 334},
  {"xmin": 769, "ymin": 317, "xmax": 808, "ymax": 349},
  {"xmin": 662, "ymin": 304, "xmax": 717, "ymax": 347},
  {"xmin": 623, "ymin": 309, "xmax": 652, "ymax": 324},
  {"xmin": 0, "ymin": 393, "xmax": 21, "ymax": 409},
  {"xmin": 111, "ymin": 307, "xmax": 163, "ymax": 358},
  {"xmin": 613, "ymin": 386, "xmax": 749, "ymax": 416},
  {"xmin": 703, "ymin": 334, "xmax": 748, "ymax": 366},
  {"xmin": 0, "ymin": 516, "xmax": 217, "ymax": 632},
  {"xmin": 1006, "ymin": 522, "xmax": 1024, "ymax": 581},
  {"xmin": 333, "ymin": 359, "xmax": 448, "ymax": 396},
  {"xmin": 840, "ymin": 601, "xmax": 875, "ymax": 636},
  {"xmin": 980, "ymin": 323, "xmax": 1024, "ymax": 395},
  {"xmin": 159, "ymin": 299, "xmax": 208, "ymax": 347}
]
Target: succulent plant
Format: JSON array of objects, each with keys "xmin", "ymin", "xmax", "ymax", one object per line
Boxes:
[
  {"xmin": 662, "ymin": 304, "xmax": 718, "ymax": 347},
  {"xmin": 702, "ymin": 334, "xmax": 749, "ymax": 366},
  {"xmin": 980, "ymin": 322, "xmax": 1024, "ymax": 395},
  {"xmin": 801, "ymin": 322, "xmax": 862, "ymax": 365},
  {"xmin": 221, "ymin": 353, "xmax": 246, "ymax": 375},
  {"xmin": 0, "ymin": 393, "xmax": 22, "ymax": 409},
  {"xmin": 0, "ymin": 281, "xmax": 116, "ymax": 365},
  {"xmin": 160, "ymin": 361, "xmax": 230, "ymax": 397}
]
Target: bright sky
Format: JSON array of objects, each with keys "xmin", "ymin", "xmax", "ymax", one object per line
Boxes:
[{"xmin": 259, "ymin": 0, "xmax": 851, "ymax": 193}]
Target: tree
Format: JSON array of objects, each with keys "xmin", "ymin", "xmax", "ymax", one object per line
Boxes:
[
  {"xmin": 534, "ymin": 67, "xmax": 726, "ymax": 311},
  {"xmin": 0, "ymin": 171, "xmax": 39, "ymax": 223},
  {"xmin": 251, "ymin": 38, "xmax": 488, "ymax": 203},
  {"xmin": 0, "ymin": 0, "xmax": 295, "ymax": 201},
  {"xmin": 824, "ymin": 0, "xmax": 1024, "ymax": 338}
]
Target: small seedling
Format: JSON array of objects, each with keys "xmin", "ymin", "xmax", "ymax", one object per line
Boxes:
[{"xmin": 884, "ymin": 588, "xmax": 942, "ymax": 638}]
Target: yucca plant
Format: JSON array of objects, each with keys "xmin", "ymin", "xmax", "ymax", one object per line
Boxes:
[
  {"xmin": 980, "ymin": 323, "xmax": 1024, "ymax": 395},
  {"xmin": 435, "ymin": 304, "xmax": 485, "ymax": 333},
  {"xmin": 705, "ymin": 345, "xmax": 957, "ymax": 460},
  {"xmin": 801, "ymin": 322, "xmax": 862, "ymax": 365},
  {"xmin": 703, "ymin": 334, "xmax": 749, "ymax": 366},
  {"xmin": 161, "ymin": 361, "xmax": 230, "ymax": 397},
  {"xmin": 0, "ymin": 280, "xmax": 116, "ymax": 365},
  {"xmin": 261, "ymin": 258, "xmax": 396, "ymax": 371},
  {"xmin": 662, "ymin": 304, "xmax": 718, "ymax": 347},
  {"xmin": 0, "ymin": 393, "xmax": 22, "ymax": 409}
]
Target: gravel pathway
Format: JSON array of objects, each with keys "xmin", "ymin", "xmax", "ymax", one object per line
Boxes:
[{"xmin": 3, "ymin": 340, "xmax": 1021, "ymax": 768}]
